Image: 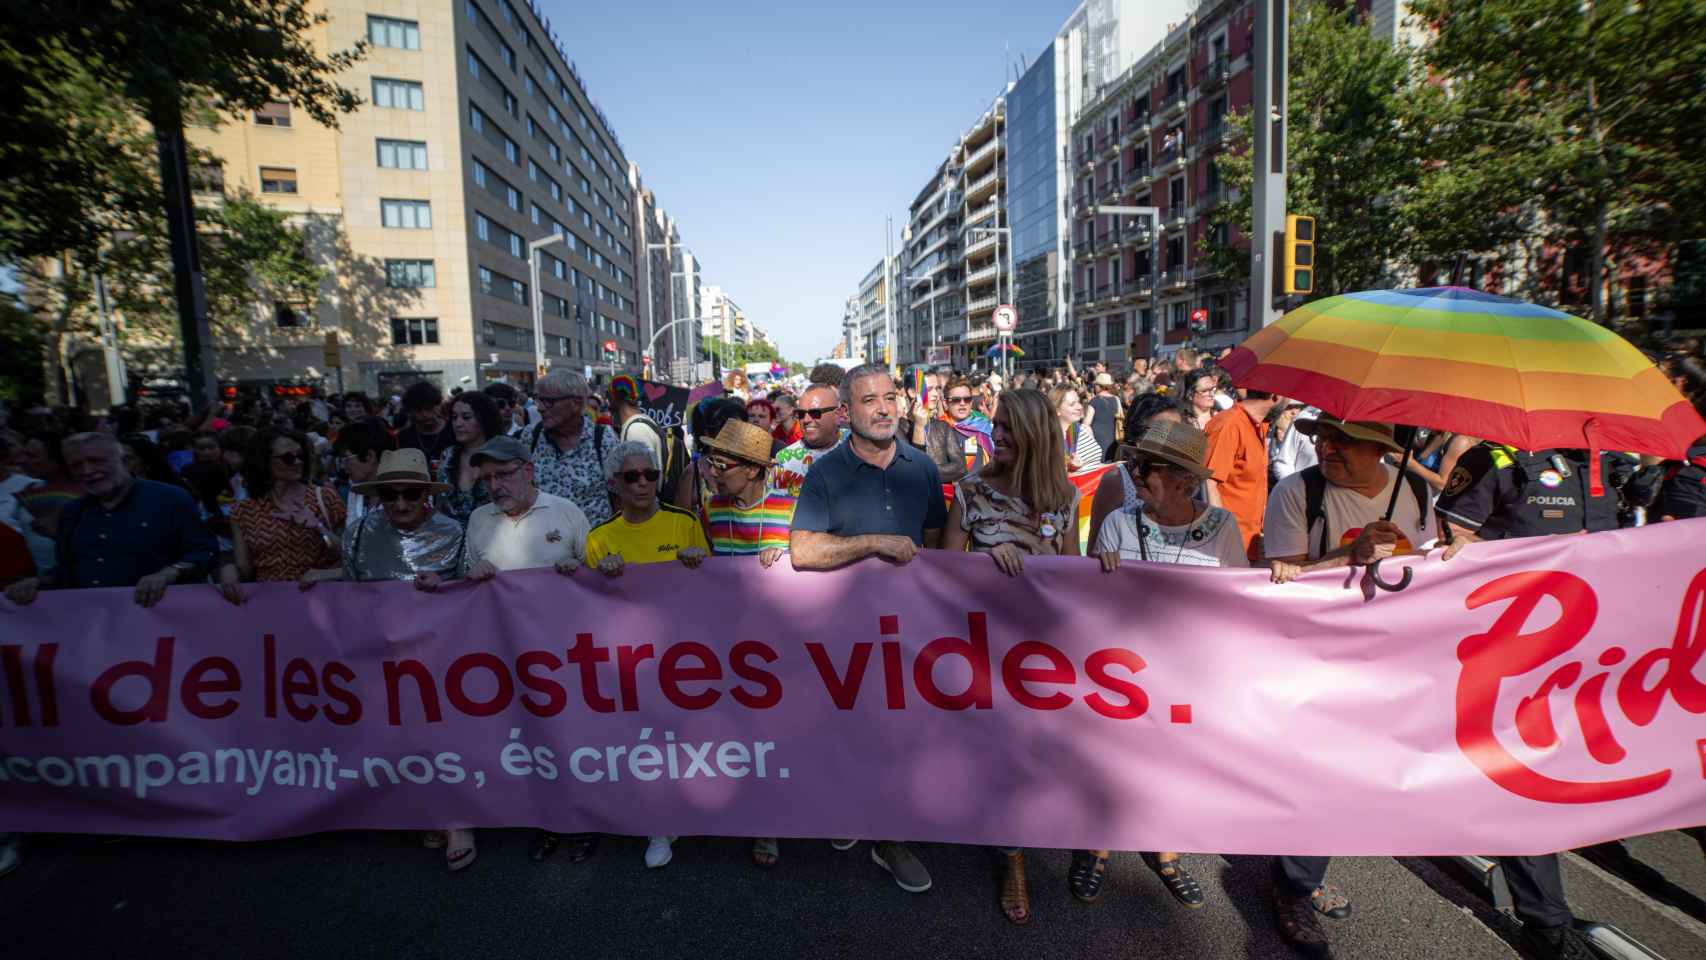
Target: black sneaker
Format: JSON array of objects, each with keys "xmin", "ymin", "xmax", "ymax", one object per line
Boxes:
[
  {"xmin": 1518, "ymin": 923, "xmax": 1596, "ymax": 960},
  {"xmin": 1275, "ymin": 893, "xmax": 1330, "ymax": 958}
]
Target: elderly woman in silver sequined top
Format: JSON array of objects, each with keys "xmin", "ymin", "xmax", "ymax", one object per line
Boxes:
[{"xmin": 298, "ymin": 447, "xmax": 472, "ymax": 871}]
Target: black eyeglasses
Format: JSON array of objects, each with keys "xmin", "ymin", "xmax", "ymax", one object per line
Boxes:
[
  {"xmin": 274, "ymin": 452, "xmax": 303, "ymax": 466},
  {"xmin": 797, "ymin": 406, "xmax": 838, "ymax": 420},
  {"xmin": 376, "ymin": 487, "xmax": 427, "ymax": 503},
  {"xmin": 620, "ymin": 468, "xmax": 661, "ymax": 484}
]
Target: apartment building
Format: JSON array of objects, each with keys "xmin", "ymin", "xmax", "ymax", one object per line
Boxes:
[
  {"xmin": 896, "ymin": 95, "xmax": 1012, "ymax": 372},
  {"xmin": 179, "ymin": 0, "xmax": 647, "ymax": 397},
  {"xmin": 1068, "ymin": 0, "xmax": 1254, "ymax": 365},
  {"xmin": 855, "ymin": 257, "xmax": 896, "ymax": 366}
]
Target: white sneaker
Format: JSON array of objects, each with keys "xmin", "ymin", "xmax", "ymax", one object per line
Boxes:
[{"xmin": 644, "ymin": 835, "xmax": 675, "ymax": 869}]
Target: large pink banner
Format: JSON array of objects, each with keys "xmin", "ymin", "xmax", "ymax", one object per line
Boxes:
[{"xmin": 1, "ymin": 520, "xmax": 1703, "ymax": 854}]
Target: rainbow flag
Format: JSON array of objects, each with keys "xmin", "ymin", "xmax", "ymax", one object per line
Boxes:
[
  {"xmin": 912, "ymin": 368, "xmax": 929, "ymax": 409},
  {"xmin": 1069, "ymin": 464, "xmax": 1116, "ymax": 555}
]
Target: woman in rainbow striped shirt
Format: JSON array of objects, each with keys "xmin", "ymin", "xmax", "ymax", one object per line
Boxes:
[
  {"xmin": 695, "ymin": 417, "xmax": 795, "ymax": 868},
  {"xmin": 699, "ymin": 419, "xmax": 797, "ymax": 568}
]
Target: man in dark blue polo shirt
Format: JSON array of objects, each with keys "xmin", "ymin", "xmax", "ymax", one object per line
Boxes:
[
  {"xmin": 5, "ymin": 432, "xmax": 215, "ymax": 608},
  {"xmin": 791, "ymin": 364, "xmax": 946, "ymax": 566},
  {"xmin": 789, "ymin": 362, "xmax": 945, "ymax": 895}
]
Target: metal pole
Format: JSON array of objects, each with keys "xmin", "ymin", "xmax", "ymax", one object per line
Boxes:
[
  {"xmin": 92, "ymin": 258, "xmax": 127, "ymax": 408},
  {"xmin": 884, "ymin": 217, "xmax": 895, "ymax": 374},
  {"xmin": 528, "ymin": 244, "xmax": 544, "ymax": 381},
  {"xmin": 1251, "ymin": 0, "xmax": 1288, "ymax": 330}
]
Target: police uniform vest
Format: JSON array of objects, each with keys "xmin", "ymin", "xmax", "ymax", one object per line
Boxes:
[{"xmin": 1481, "ymin": 445, "xmax": 1619, "ymax": 538}]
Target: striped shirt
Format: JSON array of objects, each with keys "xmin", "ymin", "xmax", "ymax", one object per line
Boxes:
[{"xmin": 701, "ymin": 485, "xmax": 796, "ymax": 555}]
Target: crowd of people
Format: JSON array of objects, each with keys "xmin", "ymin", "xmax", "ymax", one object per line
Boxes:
[{"xmin": 2, "ymin": 335, "xmax": 1704, "ymax": 958}]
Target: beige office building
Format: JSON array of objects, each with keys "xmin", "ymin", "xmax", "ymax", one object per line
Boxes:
[{"xmin": 189, "ymin": 0, "xmax": 642, "ymax": 397}]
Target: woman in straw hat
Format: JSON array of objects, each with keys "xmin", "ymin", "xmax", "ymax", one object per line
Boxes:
[
  {"xmin": 940, "ymin": 388, "xmax": 1080, "ymax": 926},
  {"xmin": 696, "ymin": 418, "xmax": 796, "ymax": 870},
  {"xmin": 299, "ymin": 448, "xmax": 475, "ymax": 872},
  {"xmin": 1073, "ymin": 418, "xmax": 1245, "ymax": 910}
]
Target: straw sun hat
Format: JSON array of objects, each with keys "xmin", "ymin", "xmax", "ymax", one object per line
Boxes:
[
  {"xmin": 351, "ymin": 448, "xmax": 451, "ymax": 494},
  {"xmin": 1128, "ymin": 419, "xmax": 1214, "ymax": 479},
  {"xmin": 701, "ymin": 419, "xmax": 776, "ymax": 468},
  {"xmin": 1293, "ymin": 415, "xmax": 1405, "ymax": 454}
]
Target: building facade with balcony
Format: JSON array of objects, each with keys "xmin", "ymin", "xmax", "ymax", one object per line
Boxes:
[
  {"xmin": 171, "ymin": 0, "xmax": 649, "ymax": 397},
  {"xmin": 1068, "ymin": 0, "xmax": 1255, "ymax": 366}
]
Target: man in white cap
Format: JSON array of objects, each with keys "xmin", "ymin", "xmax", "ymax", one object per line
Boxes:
[
  {"xmin": 461, "ymin": 435, "xmax": 588, "ymax": 582},
  {"xmin": 1088, "ymin": 372, "xmax": 1123, "ymax": 455}
]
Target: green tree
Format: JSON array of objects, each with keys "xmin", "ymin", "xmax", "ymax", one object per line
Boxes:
[
  {"xmin": 1409, "ymin": 0, "xmax": 1706, "ymax": 324},
  {"xmin": 0, "ymin": 1, "xmax": 365, "ymax": 405},
  {"xmin": 1200, "ymin": 0, "xmax": 1433, "ymax": 299},
  {"xmin": 0, "ymin": 296, "xmax": 46, "ymax": 405},
  {"xmin": 20, "ymin": 190, "xmax": 329, "ymax": 402}
]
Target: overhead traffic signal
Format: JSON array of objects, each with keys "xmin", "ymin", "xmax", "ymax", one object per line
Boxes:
[{"xmin": 1283, "ymin": 214, "xmax": 1315, "ymax": 295}]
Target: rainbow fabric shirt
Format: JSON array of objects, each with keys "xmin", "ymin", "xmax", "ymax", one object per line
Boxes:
[{"xmin": 701, "ymin": 485, "xmax": 797, "ymax": 555}]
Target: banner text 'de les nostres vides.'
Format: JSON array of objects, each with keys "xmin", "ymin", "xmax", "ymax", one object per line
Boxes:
[{"xmin": 2, "ymin": 520, "xmax": 1705, "ymax": 855}]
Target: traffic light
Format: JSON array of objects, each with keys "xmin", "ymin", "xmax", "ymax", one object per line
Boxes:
[{"xmin": 1283, "ymin": 214, "xmax": 1314, "ymax": 295}]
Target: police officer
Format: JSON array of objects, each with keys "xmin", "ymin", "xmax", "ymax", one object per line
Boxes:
[{"xmin": 1435, "ymin": 444, "xmax": 1624, "ymax": 960}]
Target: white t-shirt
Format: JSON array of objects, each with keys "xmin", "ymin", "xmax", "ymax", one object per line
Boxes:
[
  {"xmin": 1269, "ymin": 422, "xmax": 1319, "ymax": 482},
  {"xmin": 464, "ymin": 491, "xmax": 590, "ymax": 573},
  {"xmin": 1264, "ymin": 463, "xmax": 1431, "ymax": 561},
  {"xmin": 620, "ymin": 413, "xmax": 665, "ymax": 466},
  {"xmin": 1094, "ymin": 502, "xmax": 1248, "ymax": 568}
]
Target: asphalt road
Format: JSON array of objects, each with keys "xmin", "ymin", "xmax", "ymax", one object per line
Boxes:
[{"xmin": 5, "ymin": 829, "xmax": 1703, "ymax": 959}]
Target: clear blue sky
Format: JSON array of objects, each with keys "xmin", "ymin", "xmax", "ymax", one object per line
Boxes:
[{"xmin": 546, "ymin": 0, "xmax": 1081, "ymax": 363}]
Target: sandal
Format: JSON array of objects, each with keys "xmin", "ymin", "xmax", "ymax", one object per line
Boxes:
[
  {"xmin": 421, "ymin": 831, "xmax": 446, "ymax": 850},
  {"xmin": 751, "ymin": 837, "xmax": 780, "ymax": 869},
  {"xmin": 1147, "ymin": 853, "xmax": 1205, "ymax": 909},
  {"xmin": 1068, "ymin": 849, "xmax": 1110, "ymax": 902},
  {"xmin": 1000, "ymin": 852, "xmax": 1032, "ymax": 925},
  {"xmin": 445, "ymin": 829, "xmax": 477, "ymax": 872},
  {"xmin": 1310, "ymin": 881, "xmax": 1352, "ymax": 920},
  {"xmin": 528, "ymin": 831, "xmax": 560, "ymax": 862}
]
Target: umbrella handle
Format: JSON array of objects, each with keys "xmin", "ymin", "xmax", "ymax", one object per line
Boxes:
[{"xmin": 1369, "ymin": 558, "xmax": 1414, "ymax": 592}]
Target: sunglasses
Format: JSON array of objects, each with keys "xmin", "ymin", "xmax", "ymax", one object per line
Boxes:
[
  {"xmin": 704, "ymin": 456, "xmax": 755, "ymax": 474},
  {"xmin": 376, "ymin": 487, "xmax": 427, "ymax": 503},
  {"xmin": 946, "ymin": 395, "xmax": 975, "ymax": 404},
  {"xmin": 274, "ymin": 452, "xmax": 304, "ymax": 465},
  {"xmin": 535, "ymin": 394, "xmax": 585, "ymax": 409},
  {"xmin": 797, "ymin": 406, "xmax": 838, "ymax": 420},
  {"xmin": 620, "ymin": 468, "xmax": 661, "ymax": 484}
]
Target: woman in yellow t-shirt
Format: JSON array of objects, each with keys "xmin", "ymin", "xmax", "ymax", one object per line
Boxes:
[
  {"xmin": 585, "ymin": 441, "xmax": 710, "ymax": 571},
  {"xmin": 585, "ymin": 441, "xmax": 707, "ymax": 873}
]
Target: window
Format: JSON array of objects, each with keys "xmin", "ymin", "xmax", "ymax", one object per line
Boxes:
[
  {"xmin": 191, "ymin": 164, "xmax": 225, "ymax": 195},
  {"xmin": 382, "ymin": 199, "xmax": 432, "ymax": 229},
  {"xmin": 1105, "ymin": 316, "xmax": 1126, "ymax": 346},
  {"xmin": 386, "ymin": 260, "xmax": 437, "ymax": 288},
  {"xmin": 372, "ymin": 78, "xmax": 425, "ymax": 111},
  {"xmin": 368, "ymin": 16, "xmax": 421, "ymax": 50},
  {"xmin": 259, "ymin": 167, "xmax": 298, "ymax": 194},
  {"xmin": 377, "ymin": 139, "xmax": 428, "ymax": 170},
  {"xmin": 478, "ymin": 266, "xmax": 528, "ymax": 305},
  {"xmin": 254, "ymin": 102, "xmax": 292, "ymax": 127},
  {"xmin": 390, "ymin": 318, "xmax": 439, "ymax": 345}
]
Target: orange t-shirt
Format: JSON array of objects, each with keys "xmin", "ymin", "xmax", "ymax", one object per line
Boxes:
[{"xmin": 1203, "ymin": 404, "xmax": 1270, "ymax": 553}]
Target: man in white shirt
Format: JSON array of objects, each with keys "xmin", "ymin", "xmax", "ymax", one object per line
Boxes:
[
  {"xmin": 1259, "ymin": 414, "xmax": 1434, "ymax": 957},
  {"xmin": 462, "ymin": 436, "xmax": 589, "ymax": 580}
]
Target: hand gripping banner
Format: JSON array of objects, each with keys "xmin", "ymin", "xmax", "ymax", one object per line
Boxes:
[{"xmin": 2, "ymin": 520, "xmax": 1704, "ymax": 854}]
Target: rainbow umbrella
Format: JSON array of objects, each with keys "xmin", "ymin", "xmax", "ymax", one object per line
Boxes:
[
  {"xmin": 985, "ymin": 343, "xmax": 1025, "ymax": 358},
  {"xmin": 1222, "ymin": 286, "xmax": 1705, "ymax": 590},
  {"xmin": 1222, "ymin": 287, "xmax": 1703, "ymax": 464}
]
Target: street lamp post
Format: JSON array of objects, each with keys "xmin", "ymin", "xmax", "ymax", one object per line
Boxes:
[
  {"xmin": 1092, "ymin": 204, "xmax": 1162, "ymax": 361},
  {"xmin": 527, "ymin": 233, "xmax": 566, "ymax": 385}
]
